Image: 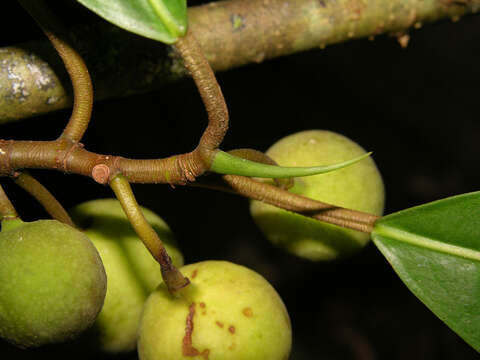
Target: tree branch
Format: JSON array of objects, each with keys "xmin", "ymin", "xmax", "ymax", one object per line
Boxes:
[
  {"xmin": 1, "ymin": 0, "xmax": 478, "ymax": 122},
  {"xmin": 17, "ymin": 0, "xmax": 94, "ymax": 142}
]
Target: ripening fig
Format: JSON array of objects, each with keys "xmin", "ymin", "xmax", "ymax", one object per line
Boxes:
[
  {"xmin": 250, "ymin": 130, "xmax": 385, "ymax": 261},
  {"xmin": 138, "ymin": 260, "xmax": 291, "ymax": 360},
  {"xmin": 0, "ymin": 218, "xmax": 107, "ymax": 348},
  {"xmin": 70, "ymin": 199, "xmax": 184, "ymax": 353}
]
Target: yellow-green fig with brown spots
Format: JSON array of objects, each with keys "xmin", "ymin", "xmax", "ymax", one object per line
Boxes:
[
  {"xmin": 250, "ymin": 130, "xmax": 385, "ymax": 261},
  {"xmin": 137, "ymin": 260, "xmax": 291, "ymax": 360}
]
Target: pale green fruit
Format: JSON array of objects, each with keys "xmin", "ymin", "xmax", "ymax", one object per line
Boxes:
[
  {"xmin": 250, "ymin": 130, "xmax": 385, "ymax": 261},
  {"xmin": 138, "ymin": 260, "xmax": 292, "ymax": 360},
  {"xmin": 70, "ymin": 199, "xmax": 184, "ymax": 353},
  {"xmin": 0, "ymin": 219, "xmax": 107, "ymax": 348}
]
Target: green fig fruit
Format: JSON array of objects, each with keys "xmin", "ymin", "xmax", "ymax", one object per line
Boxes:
[
  {"xmin": 138, "ymin": 260, "xmax": 292, "ymax": 360},
  {"xmin": 70, "ymin": 199, "xmax": 184, "ymax": 353},
  {"xmin": 0, "ymin": 219, "xmax": 107, "ymax": 348},
  {"xmin": 250, "ymin": 130, "xmax": 385, "ymax": 261}
]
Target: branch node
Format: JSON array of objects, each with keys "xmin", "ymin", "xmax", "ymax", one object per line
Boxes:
[{"xmin": 57, "ymin": 141, "xmax": 84, "ymax": 173}]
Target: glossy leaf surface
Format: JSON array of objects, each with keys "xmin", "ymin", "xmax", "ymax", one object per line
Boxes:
[
  {"xmin": 75, "ymin": 0, "xmax": 187, "ymax": 44},
  {"xmin": 372, "ymin": 191, "xmax": 480, "ymax": 352}
]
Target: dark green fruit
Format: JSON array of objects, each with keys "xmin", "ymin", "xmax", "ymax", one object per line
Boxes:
[
  {"xmin": 0, "ymin": 219, "xmax": 107, "ymax": 348},
  {"xmin": 138, "ymin": 261, "xmax": 292, "ymax": 360},
  {"xmin": 250, "ymin": 130, "xmax": 385, "ymax": 261},
  {"xmin": 71, "ymin": 199, "xmax": 184, "ymax": 353}
]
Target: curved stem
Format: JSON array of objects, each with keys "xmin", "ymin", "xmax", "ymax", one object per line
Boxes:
[
  {"xmin": 109, "ymin": 174, "xmax": 190, "ymax": 293},
  {"xmin": 12, "ymin": 171, "xmax": 75, "ymax": 227},
  {"xmin": 174, "ymin": 28, "xmax": 229, "ymax": 165},
  {"xmin": 18, "ymin": 0, "xmax": 93, "ymax": 143},
  {"xmin": 0, "ymin": 183, "xmax": 18, "ymax": 221}
]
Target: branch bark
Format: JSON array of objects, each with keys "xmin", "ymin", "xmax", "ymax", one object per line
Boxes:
[{"xmin": 1, "ymin": 0, "xmax": 478, "ymax": 122}]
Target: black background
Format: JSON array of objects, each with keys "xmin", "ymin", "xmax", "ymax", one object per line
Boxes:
[{"xmin": 1, "ymin": 1, "xmax": 480, "ymax": 359}]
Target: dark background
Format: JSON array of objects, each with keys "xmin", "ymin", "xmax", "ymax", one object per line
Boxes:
[{"xmin": 1, "ymin": 1, "xmax": 480, "ymax": 359}]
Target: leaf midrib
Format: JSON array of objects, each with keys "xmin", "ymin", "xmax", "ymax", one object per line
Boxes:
[{"xmin": 373, "ymin": 224, "xmax": 480, "ymax": 262}]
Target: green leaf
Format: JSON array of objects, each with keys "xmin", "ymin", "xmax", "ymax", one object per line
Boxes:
[
  {"xmin": 210, "ymin": 150, "xmax": 372, "ymax": 178},
  {"xmin": 372, "ymin": 191, "xmax": 480, "ymax": 352},
  {"xmin": 75, "ymin": 0, "xmax": 187, "ymax": 44}
]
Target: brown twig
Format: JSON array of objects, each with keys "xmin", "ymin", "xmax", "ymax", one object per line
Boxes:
[
  {"xmin": 18, "ymin": 0, "xmax": 93, "ymax": 143},
  {"xmin": 174, "ymin": 28, "xmax": 229, "ymax": 167},
  {"xmin": 195, "ymin": 174, "xmax": 379, "ymax": 233},
  {"xmin": 2, "ymin": 138, "xmax": 379, "ymax": 231}
]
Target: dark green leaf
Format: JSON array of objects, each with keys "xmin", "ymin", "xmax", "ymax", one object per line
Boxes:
[
  {"xmin": 75, "ymin": 0, "xmax": 187, "ymax": 44},
  {"xmin": 372, "ymin": 191, "xmax": 480, "ymax": 352}
]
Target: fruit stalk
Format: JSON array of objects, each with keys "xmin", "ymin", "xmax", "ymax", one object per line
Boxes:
[
  {"xmin": 109, "ymin": 174, "xmax": 190, "ymax": 293},
  {"xmin": 0, "ymin": 183, "xmax": 18, "ymax": 220},
  {"xmin": 12, "ymin": 171, "xmax": 75, "ymax": 227}
]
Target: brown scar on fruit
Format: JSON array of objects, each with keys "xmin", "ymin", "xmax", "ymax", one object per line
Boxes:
[
  {"xmin": 242, "ymin": 307, "xmax": 253, "ymax": 317},
  {"xmin": 191, "ymin": 269, "xmax": 198, "ymax": 278},
  {"xmin": 215, "ymin": 321, "xmax": 224, "ymax": 328},
  {"xmin": 228, "ymin": 326, "xmax": 236, "ymax": 334},
  {"xmin": 200, "ymin": 302, "xmax": 206, "ymax": 308},
  {"xmin": 182, "ymin": 302, "xmax": 210, "ymax": 359}
]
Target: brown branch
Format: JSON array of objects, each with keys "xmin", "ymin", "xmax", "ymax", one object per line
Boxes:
[
  {"xmin": 2, "ymin": 0, "xmax": 477, "ymax": 122},
  {"xmin": 174, "ymin": 28, "xmax": 229, "ymax": 166},
  {"xmin": 195, "ymin": 174, "xmax": 379, "ymax": 233},
  {"xmin": 17, "ymin": 0, "xmax": 93, "ymax": 142},
  {"xmin": 1, "ymin": 137, "xmax": 378, "ymax": 232},
  {"xmin": 12, "ymin": 171, "xmax": 75, "ymax": 227},
  {"xmin": 0, "ymin": 139, "xmax": 200, "ymax": 185}
]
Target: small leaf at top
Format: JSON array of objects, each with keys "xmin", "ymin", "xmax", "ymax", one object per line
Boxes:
[
  {"xmin": 75, "ymin": 0, "xmax": 187, "ymax": 44},
  {"xmin": 372, "ymin": 191, "xmax": 480, "ymax": 352},
  {"xmin": 210, "ymin": 150, "xmax": 372, "ymax": 178}
]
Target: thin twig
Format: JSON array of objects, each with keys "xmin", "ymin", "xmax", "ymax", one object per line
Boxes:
[
  {"xmin": 18, "ymin": 0, "xmax": 93, "ymax": 143},
  {"xmin": 174, "ymin": 28, "xmax": 229, "ymax": 164},
  {"xmin": 12, "ymin": 171, "xmax": 75, "ymax": 227},
  {"xmin": 195, "ymin": 174, "xmax": 379, "ymax": 233}
]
